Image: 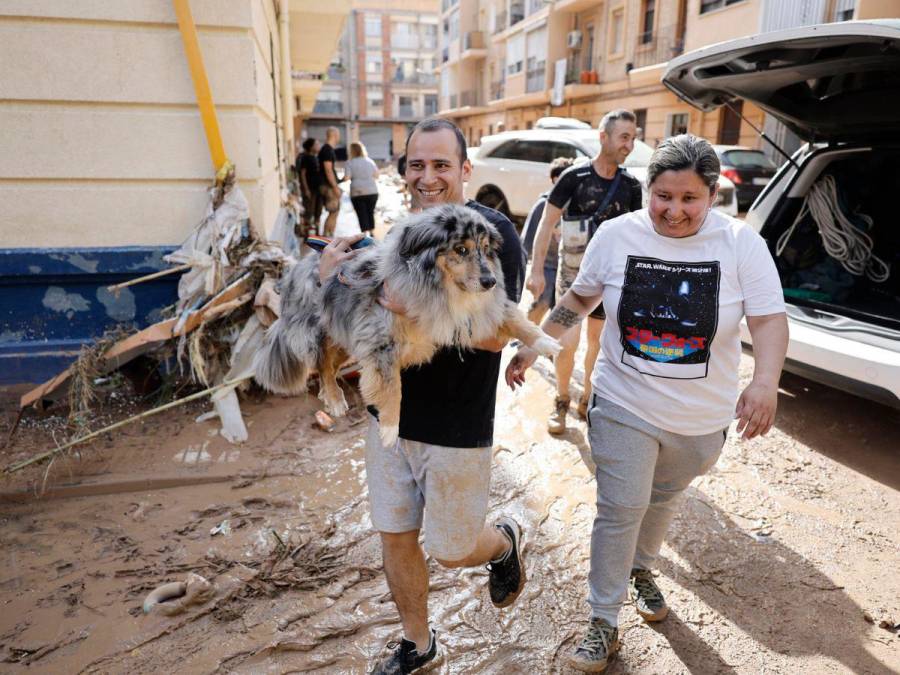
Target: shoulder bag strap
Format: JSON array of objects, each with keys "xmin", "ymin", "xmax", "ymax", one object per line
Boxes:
[{"xmin": 589, "ymin": 168, "xmax": 624, "ymax": 238}]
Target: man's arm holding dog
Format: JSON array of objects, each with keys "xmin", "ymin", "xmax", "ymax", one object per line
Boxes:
[{"xmin": 505, "ymin": 288, "xmax": 601, "ymax": 388}]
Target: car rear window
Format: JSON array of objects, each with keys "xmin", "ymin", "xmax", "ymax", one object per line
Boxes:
[
  {"xmin": 489, "ymin": 140, "xmax": 556, "ymax": 163},
  {"xmin": 722, "ymin": 150, "xmax": 776, "ymax": 170}
]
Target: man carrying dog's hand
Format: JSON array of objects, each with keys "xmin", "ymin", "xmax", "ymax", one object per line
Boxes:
[
  {"xmin": 319, "ymin": 117, "xmax": 527, "ymax": 675},
  {"xmin": 528, "ymin": 109, "xmax": 642, "ymax": 435}
]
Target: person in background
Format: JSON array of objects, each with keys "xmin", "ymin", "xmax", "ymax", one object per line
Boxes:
[
  {"xmin": 507, "ymin": 134, "xmax": 789, "ymax": 673},
  {"xmin": 528, "ymin": 110, "xmax": 643, "ymax": 435},
  {"xmin": 342, "ymin": 142, "xmax": 379, "ymax": 236},
  {"xmin": 520, "ymin": 157, "xmax": 574, "ymax": 323},
  {"xmin": 318, "ymin": 126, "xmax": 342, "ymax": 236},
  {"xmin": 397, "ymin": 153, "xmax": 411, "ymax": 211},
  {"xmin": 296, "ymin": 138, "xmax": 321, "ymax": 236}
]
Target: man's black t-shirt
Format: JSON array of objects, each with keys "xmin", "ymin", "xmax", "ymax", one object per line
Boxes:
[
  {"xmin": 296, "ymin": 153, "xmax": 320, "ymax": 190},
  {"xmin": 317, "ymin": 144, "xmax": 337, "ymax": 186},
  {"xmin": 398, "ymin": 200, "xmax": 525, "ymax": 448},
  {"xmin": 548, "ymin": 161, "xmax": 643, "ymax": 223}
]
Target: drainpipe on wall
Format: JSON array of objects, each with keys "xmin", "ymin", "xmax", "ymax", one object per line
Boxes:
[{"xmin": 279, "ymin": 0, "xmax": 295, "ymax": 166}]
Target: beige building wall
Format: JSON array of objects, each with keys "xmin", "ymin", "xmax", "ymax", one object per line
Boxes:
[
  {"xmin": 854, "ymin": 0, "xmax": 900, "ymax": 19},
  {"xmin": 683, "ymin": 0, "xmax": 762, "ymax": 53},
  {"xmin": 0, "ymin": 0, "xmax": 342, "ymax": 250}
]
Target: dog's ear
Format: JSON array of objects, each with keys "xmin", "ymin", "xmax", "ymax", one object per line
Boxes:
[
  {"xmin": 397, "ymin": 209, "xmax": 452, "ymax": 261},
  {"xmin": 486, "ymin": 224, "xmax": 503, "ymax": 254}
]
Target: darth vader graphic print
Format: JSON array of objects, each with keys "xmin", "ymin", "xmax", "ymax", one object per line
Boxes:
[{"xmin": 617, "ymin": 256, "xmax": 720, "ymax": 379}]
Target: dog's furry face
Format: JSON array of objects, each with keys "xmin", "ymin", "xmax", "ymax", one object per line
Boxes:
[{"xmin": 397, "ymin": 205, "xmax": 504, "ymax": 293}]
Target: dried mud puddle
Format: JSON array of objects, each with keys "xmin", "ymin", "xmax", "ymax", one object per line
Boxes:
[{"xmin": 2, "ymin": 358, "xmax": 900, "ymax": 673}]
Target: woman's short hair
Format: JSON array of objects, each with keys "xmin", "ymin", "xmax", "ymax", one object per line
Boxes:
[
  {"xmin": 302, "ymin": 138, "xmax": 316, "ymax": 152},
  {"xmin": 647, "ymin": 134, "xmax": 720, "ymax": 190},
  {"xmin": 350, "ymin": 142, "xmax": 367, "ymax": 159}
]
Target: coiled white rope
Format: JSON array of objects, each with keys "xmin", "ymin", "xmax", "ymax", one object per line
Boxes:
[{"xmin": 776, "ymin": 174, "xmax": 890, "ymax": 283}]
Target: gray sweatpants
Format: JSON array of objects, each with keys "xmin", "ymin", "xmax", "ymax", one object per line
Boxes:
[{"xmin": 586, "ymin": 397, "xmax": 727, "ymax": 625}]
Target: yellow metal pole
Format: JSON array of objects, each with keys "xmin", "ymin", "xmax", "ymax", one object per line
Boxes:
[{"xmin": 173, "ymin": 0, "xmax": 230, "ymax": 174}]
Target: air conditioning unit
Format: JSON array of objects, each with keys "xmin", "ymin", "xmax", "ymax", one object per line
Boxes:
[{"xmin": 567, "ymin": 30, "xmax": 582, "ymax": 49}]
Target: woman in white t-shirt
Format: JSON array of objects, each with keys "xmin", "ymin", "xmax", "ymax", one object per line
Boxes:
[
  {"xmin": 342, "ymin": 142, "xmax": 380, "ymax": 235},
  {"xmin": 506, "ymin": 135, "xmax": 789, "ymax": 672}
]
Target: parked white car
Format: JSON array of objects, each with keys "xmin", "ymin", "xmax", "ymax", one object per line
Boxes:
[
  {"xmin": 664, "ymin": 19, "xmax": 900, "ymax": 408},
  {"xmin": 465, "ymin": 126, "xmax": 739, "ymax": 220}
]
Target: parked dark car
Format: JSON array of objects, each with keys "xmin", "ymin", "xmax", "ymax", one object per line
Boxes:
[{"xmin": 712, "ymin": 145, "xmax": 778, "ymax": 211}]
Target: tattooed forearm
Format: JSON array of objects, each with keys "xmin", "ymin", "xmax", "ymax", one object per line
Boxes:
[{"xmin": 547, "ymin": 305, "xmax": 582, "ymax": 328}]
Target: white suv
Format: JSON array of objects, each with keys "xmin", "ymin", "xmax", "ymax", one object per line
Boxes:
[
  {"xmin": 664, "ymin": 19, "xmax": 900, "ymax": 408},
  {"xmin": 465, "ymin": 126, "xmax": 739, "ymax": 220}
]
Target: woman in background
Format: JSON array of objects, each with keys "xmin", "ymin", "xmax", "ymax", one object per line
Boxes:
[{"xmin": 343, "ymin": 142, "xmax": 380, "ymax": 236}]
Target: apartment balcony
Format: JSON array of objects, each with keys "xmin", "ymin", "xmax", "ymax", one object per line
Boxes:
[
  {"xmin": 392, "ymin": 72, "xmax": 438, "ymax": 87},
  {"xmin": 553, "ymin": 0, "xmax": 597, "ymax": 13},
  {"xmin": 439, "ymin": 89, "xmax": 489, "ymax": 117},
  {"xmin": 397, "ymin": 104, "xmax": 417, "ymax": 119},
  {"xmin": 460, "ymin": 90, "xmax": 484, "ymax": 107},
  {"xmin": 312, "ymin": 99, "xmax": 343, "ymax": 116},
  {"xmin": 461, "ymin": 31, "xmax": 487, "ymax": 61},
  {"xmin": 490, "ymin": 80, "xmax": 505, "ymax": 101},
  {"xmin": 509, "ymin": 1, "xmax": 525, "ymax": 27},
  {"xmin": 631, "ymin": 25, "xmax": 685, "ymax": 70},
  {"xmin": 391, "ymin": 35, "xmax": 421, "ymax": 50},
  {"xmin": 493, "ymin": 10, "xmax": 507, "ymax": 35},
  {"xmin": 525, "ymin": 63, "xmax": 545, "ymax": 93}
]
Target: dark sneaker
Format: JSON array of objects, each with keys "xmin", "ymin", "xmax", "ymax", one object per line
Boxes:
[
  {"xmin": 548, "ymin": 396, "xmax": 570, "ymax": 435},
  {"xmin": 628, "ymin": 568, "xmax": 669, "ymax": 622},
  {"xmin": 370, "ymin": 629, "xmax": 442, "ymax": 674},
  {"xmin": 567, "ymin": 618, "xmax": 620, "ymax": 673},
  {"xmin": 487, "ymin": 517, "xmax": 527, "ymax": 608}
]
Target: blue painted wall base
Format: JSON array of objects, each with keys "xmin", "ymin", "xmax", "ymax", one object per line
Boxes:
[{"xmin": 0, "ymin": 246, "xmax": 182, "ymax": 386}]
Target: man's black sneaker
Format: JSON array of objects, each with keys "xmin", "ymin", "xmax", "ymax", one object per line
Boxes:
[
  {"xmin": 370, "ymin": 629, "xmax": 442, "ymax": 674},
  {"xmin": 486, "ymin": 516, "xmax": 527, "ymax": 608}
]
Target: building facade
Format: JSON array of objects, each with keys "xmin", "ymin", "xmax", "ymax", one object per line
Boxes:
[
  {"xmin": 305, "ymin": 0, "xmax": 441, "ymax": 161},
  {"xmin": 437, "ymin": 0, "xmax": 898, "ymax": 150},
  {"xmin": 0, "ymin": 0, "xmax": 349, "ymax": 384}
]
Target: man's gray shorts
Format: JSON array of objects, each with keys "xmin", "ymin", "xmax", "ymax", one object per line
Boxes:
[{"xmin": 365, "ymin": 415, "xmax": 493, "ymax": 561}]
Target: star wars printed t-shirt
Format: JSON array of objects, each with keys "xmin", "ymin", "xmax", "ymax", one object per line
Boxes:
[
  {"xmin": 571, "ymin": 208, "xmax": 785, "ymax": 436},
  {"xmin": 397, "ymin": 201, "xmax": 526, "ymax": 448}
]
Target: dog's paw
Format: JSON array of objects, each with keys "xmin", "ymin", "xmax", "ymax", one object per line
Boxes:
[
  {"xmin": 321, "ymin": 392, "xmax": 349, "ymax": 417},
  {"xmin": 532, "ymin": 335, "xmax": 563, "ymax": 357},
  {"xmin": 379, "ymin": 425, "xmax": 399, "ymax": 448}
]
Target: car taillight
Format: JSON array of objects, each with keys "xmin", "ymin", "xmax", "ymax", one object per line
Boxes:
[{"xmin": 721, "ymin": 168, "xmax": 742, "ymax": 184}]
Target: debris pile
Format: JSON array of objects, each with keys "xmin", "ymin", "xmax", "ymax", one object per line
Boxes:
[{"xmin": 5, "ymin": 175, "xmax": 302, "ymax": 475}]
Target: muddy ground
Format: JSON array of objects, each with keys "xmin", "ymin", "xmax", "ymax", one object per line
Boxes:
[
  {"xmin": 1, "ymin": 348, "xmax": 899, "ymax": 674},
  {"xmin": 2, "ymin": 178, "xmax": 899, "ymax": 673}
]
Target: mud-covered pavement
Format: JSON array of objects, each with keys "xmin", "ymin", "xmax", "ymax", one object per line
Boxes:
[
  {"xmin": 2, "ymin": 180, "xmax": 899, "ymax": 673},
  {"xmin": 2, "ymin": 347, "xmax": 899, "ymax": 674}
]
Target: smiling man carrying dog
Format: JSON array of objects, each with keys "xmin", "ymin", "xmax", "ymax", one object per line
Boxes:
[{"xmin": 319, "ymin": 117, "xmax": 527, "ymax": 674}]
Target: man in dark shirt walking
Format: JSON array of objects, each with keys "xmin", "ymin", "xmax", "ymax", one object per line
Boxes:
[
  {"xmin": 318, "ymin": 126, "xmax": 342, "ymax": 236},
  {"xmin": 318, "ymin": 118, "xmax": 527, "ymax": 674},
  {"xmin": 528, "ymin": 109, "xmax": 643, "ymax": 434},
  {"xmin": 296, "ymin": 138, "xmax": 321, "ymax": 235}
]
